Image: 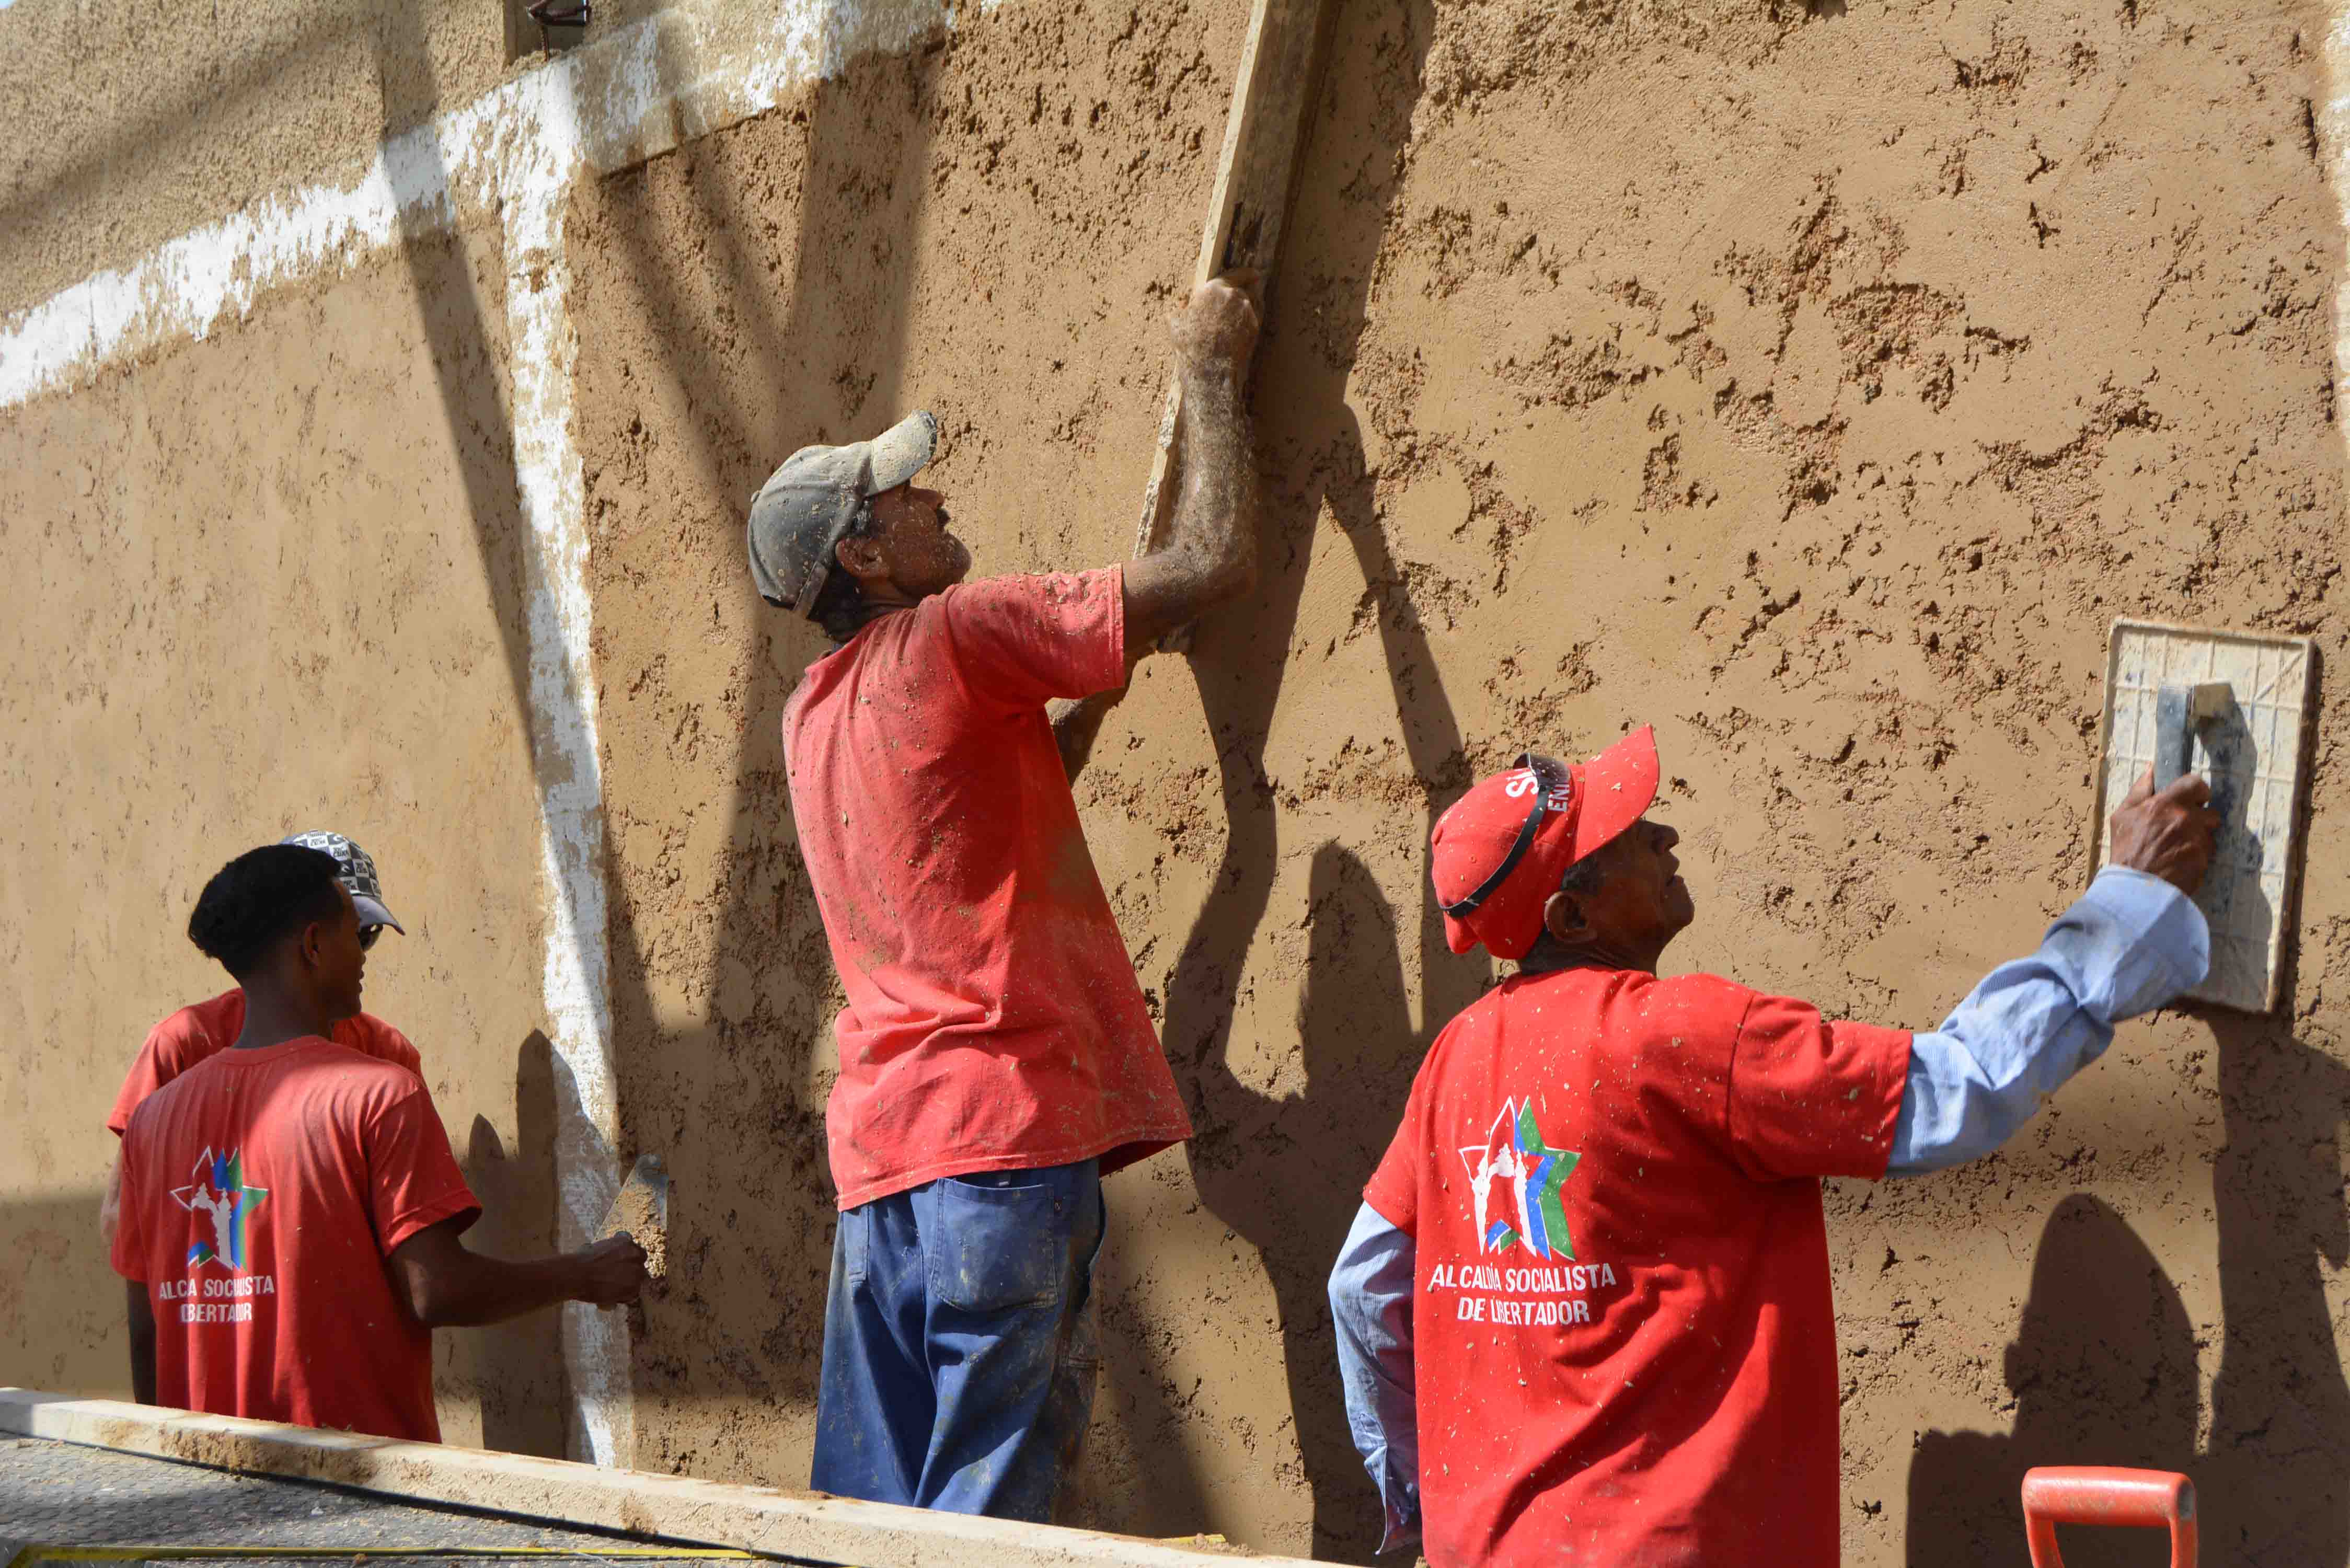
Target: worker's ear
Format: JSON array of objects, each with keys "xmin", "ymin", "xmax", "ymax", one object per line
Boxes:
[
  {"xmin": 1542, "ymin": 887, "xmax": 1595, "ymax": 946},
  {"xmin": 834, "ymin": 530, "xmax": 889, "ymax": 586}
]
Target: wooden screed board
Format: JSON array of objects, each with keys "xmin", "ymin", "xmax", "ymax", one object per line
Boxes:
[
  {"xmin": 1132, "ymin": 0, "xmax": 1337, "ymax": 569},
  {"xmin": 2091, "ymin": 619, "xmax": 2317, "ymax": 1012}
]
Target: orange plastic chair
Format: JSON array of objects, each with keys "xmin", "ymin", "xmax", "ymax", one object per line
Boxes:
[{"xmin": 2021, "ymin": 1467, "xmax": 2196, "ymax": 1568}]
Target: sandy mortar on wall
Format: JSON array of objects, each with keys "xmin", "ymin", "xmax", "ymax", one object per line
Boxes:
[
  {"xmin": 573, "ymin": 0, "xmax": 2350, "ymax": 1562},
  {"xmin": 5, "ymin": 0, "xmax": 2350, "ymax": 1563}
]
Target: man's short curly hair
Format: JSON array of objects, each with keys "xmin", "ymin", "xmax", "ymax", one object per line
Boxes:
[{"xmin": 187, "ymin": 844, "xmax": 345, "ymax": 978}]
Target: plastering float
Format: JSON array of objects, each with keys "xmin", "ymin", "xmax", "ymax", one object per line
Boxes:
[{"xmin": 2091, "ymin": 618, "xmax": 2317, "ymax": 1012}]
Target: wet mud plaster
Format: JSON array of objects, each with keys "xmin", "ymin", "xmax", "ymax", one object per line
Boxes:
[
  {"xmin": 0, "ymin": 0, "xmax": 2345, "ymax": 1560},
  {"xmin": 575, "ymin": 0, "xmax": 2350, "ymax": 1562},
  {"xmin": 610, "ymin": 1177, "xmax": 671, "ymax": 1283}
]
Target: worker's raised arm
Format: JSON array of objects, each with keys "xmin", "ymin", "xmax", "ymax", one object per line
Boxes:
[
  {"xmin": 1884, "ymin": 771, "xmax": 2218, "ymax": 1176},
  {"xmin": 1122, "ymin": 273, "xmax": 1262, "ymax": 654}
]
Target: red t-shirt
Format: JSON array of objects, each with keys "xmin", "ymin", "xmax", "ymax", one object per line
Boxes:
[
  {"xmin": 110, "ymin": 1038, "xmax": 481, "ymax": 1442},
  {"xmin": 782, "ymin": 568, "xmax": 1190, "ymax": 1208},
  {"xmin": 1364, "ymin": 966, "xmax": 1911, "ymax": 1568},
  {"xmin": 109, "ymin": 989, "xmax": 425, "ymax": 1135}
]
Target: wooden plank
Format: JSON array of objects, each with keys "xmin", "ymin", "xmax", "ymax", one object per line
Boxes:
[
  {"xmin": 1132, "ymin": 0, "xmax": 1338, "ymax": 562},
  {"xmin": 0, "ymin": 1390, "xmax": 1318, "ymax": 1568}
]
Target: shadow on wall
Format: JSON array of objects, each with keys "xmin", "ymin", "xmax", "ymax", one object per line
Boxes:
[
  {"xmin": 0, "ymin": 0, "xmax": 467, "ymax": 298},
  {"xmin": 1155, "ymin": 2, "xmax": 1453, "ymax": 1557},
  {"xmin": 1906, "ymin": 1021, "xmax": 2350, "ymax": 1567},
  {"xmin": 1912, "ymin": 652, "xmax": 2345, "ymax": 1566},
  {"xmin": 452, "ymin": 1030, "xmax": 568, "ymax": 1459}
]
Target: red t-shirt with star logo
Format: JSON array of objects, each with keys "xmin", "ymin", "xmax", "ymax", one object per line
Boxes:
[
  {"xmin": 1363, "ymin": 965, "xmax": 1910, "ymax": 1568},
  {"xmin": 110, "ymin": 1038, "xmax": 480, "ymax": 1442}
]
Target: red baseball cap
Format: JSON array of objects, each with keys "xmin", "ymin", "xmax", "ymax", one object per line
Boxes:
[{"xmin": 1430, "ymin": 726, "xmax": 1661, "ymax": 960}]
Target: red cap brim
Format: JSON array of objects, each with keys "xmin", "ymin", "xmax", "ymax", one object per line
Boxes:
[
  {"xmin": 1431, "ymin": 727, "xmax": 1662, "ymax": 961},
  {"xmin": 1571, "ymin": 725, "xmax": 1660, "ymax": 861}
]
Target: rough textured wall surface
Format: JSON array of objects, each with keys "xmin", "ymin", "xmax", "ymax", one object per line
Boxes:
[
  {"xmin": 2, "ymin": 0, "xmax": 2346, "ymax": 1561},
  {"xmin": 573, "ymin": 0, "xmax": 2350, "ymax": 1562},
  {"xmin": 0, "ymin": 227, "xmax": 568, "ymax": 1456},
  {"xmin": 0, "ymin": 0, "xmax": 686, "ymax": 319}
]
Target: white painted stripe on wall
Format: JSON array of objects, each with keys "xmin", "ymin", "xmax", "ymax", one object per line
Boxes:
[
  {"xmin": 0, "ymin": 0, "xmax": 995, "ymax": 1466},
  {"xmin": 0, "ymin": 0, "xmax": 978, "ymax": 412},
  {"xmin": 491, "ymin": 63, "xmax": 630, "ymax": 1467},
  {"xmin": 2322, "ymin": 9, "xmax": 2350, "ymax": 477}
]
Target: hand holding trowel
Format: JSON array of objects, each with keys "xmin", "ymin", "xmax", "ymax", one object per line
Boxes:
[{"xmin": 598, "ymin": 1153, "xmax": 671, "ymax": 1302}]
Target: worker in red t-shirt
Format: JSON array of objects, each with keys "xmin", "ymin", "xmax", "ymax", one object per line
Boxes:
[
  {"xmin": 111, "ymin": 843, "xmax": 648, "ymax": 1442},
  {"xmin": 1330, "ymin": 725, "xmax": 2220, "ymax": 1567},
  {"xmin": 747, "ymin": 275, "xmax": 1261, "ymax": 1518},
  {"xmin": 101, "ymin": 832, "xmax": 423, "ymax": 1251}
]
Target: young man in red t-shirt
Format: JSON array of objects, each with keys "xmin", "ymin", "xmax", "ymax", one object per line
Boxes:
[
  {"xmin": 746, "ymin": 275, "xmax": 1260, "ymax": 1518},
  {"xmin": 102, "ymin": 832, "xmax": 425, "ymax": 1249},
  {"xmin": 112, "ymin": 843, "xmax": 647, "ymax": 1442},
  {"xmin": 1331, "ymin": 727, "xmax": 2220, "ymax": 1566}
]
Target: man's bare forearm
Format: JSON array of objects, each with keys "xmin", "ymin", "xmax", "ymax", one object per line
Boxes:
[
  {"xmin": 390, "ymin": 1218, "xmax": 644, "ymax": 1327},
  {"xmin": 101, "ymin": 1154, "xmax": 123, "ymax": 1249},
  {"xmin": 1169, "ymin": 367, "xmax": 1256, "ymax": 595},
  {"xmin": 1125, "ymin": 366, "xmax": 1259, "ymax": 649}
]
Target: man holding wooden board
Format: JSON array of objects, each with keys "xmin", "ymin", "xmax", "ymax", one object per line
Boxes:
[{"xmin": 748, "ymin": 275, "xmax": 1260, "ymax": 1520}]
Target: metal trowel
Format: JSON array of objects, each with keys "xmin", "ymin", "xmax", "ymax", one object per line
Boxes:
[
  {"xmin": 601, "ymin": 1152, "xmax": 671, "ymax": 1285},
  {"xmin": 2152, "ymin": 681, "xmax": 2234, "ymax": 793}
]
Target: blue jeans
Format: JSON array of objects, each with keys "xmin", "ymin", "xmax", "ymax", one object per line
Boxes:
[{"xmin": 812, "ymin": 1159, "xmax": 1105, "ymax": 1520}]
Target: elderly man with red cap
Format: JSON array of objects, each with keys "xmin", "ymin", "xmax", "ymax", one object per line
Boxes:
[{"xmin": 1329, "ymin": 725, "xmax": 2219, "ymax": 1567}]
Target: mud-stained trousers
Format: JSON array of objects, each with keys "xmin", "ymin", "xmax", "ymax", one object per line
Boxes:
[{"xmin": 811, "ymin": 1158, "xmax": 1105, "ymax": 1520}]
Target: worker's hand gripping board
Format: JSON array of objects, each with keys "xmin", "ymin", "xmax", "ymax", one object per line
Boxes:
[{"xmin": 2091, "ymin": 618, "xmax": 2316, "ymax": 1012}]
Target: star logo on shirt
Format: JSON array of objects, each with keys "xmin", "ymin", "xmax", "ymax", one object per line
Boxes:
[
  {"xmin": 1459, "ymin": 1100, "xmax": 1580, "ymax": 1260},
  {"xmin": 171, "ymin": 1147, "xmax": 269, "ymax": 1273}
]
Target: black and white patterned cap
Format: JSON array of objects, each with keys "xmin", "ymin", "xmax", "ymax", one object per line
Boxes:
[{"xmin": 279, "ymin": 831, "xmax": 405, "ymax": 935}]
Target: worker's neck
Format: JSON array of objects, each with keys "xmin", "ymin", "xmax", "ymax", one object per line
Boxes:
[
  {"xmin": 831, "ymin": 594, "xmax": 915, "ymax": 645},
  {"xmin": 231, "ymin": 978, "xmax": 337, "ymax": 1052},
  {"xmin": 1517, "ymin": 938, "xmax": 1662, "ymax": 978}
]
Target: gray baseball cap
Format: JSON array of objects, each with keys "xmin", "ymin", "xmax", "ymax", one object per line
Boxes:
[
  {"xmin": 280, "ymin": 831, "xmax": 405, "ymax": 934},
  {"xmin": 746, "ymin": 410, "xmax": 938, "ymax": 617}
]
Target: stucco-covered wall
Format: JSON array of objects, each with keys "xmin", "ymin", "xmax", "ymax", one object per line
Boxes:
[{"xmin": 7, "ymin": 0, "xmax": 2350, "ymax": 1562}]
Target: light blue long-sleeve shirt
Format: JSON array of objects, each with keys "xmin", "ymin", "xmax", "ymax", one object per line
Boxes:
[{"xmin": 1328, "ymin": 866, "xmax": 2210, "ymax": 1553}]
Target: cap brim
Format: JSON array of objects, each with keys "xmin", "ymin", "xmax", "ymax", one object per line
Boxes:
[
  {"xmin": 1570, "ymin": 725, "xmax": 1660, "ymax": 860},
  {"xmin": 353, "ymin": 894, "xmax": 406, "ymax": 935},
  {"xmin": 861, "ymin": 410, "xmax": 937, "ymax": 494}
]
